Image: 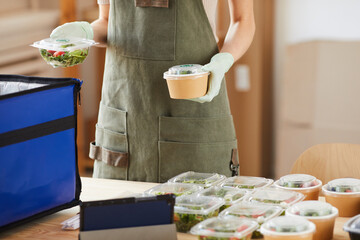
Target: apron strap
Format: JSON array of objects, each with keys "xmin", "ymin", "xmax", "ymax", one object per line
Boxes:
[
  {"xmin": 229, "ymin": 148, "xmax": 239, "ymax": 176},
  {"xmin": 135, "ymin": 0, "xmax": 169, "ymax": 8},
  {"xmin": 89, "ymin": 142, "xmax": 129, "ymax": 168}
]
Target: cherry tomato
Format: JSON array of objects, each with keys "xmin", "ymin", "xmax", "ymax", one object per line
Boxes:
[
  {"xmin": 47, "ymin": 50, "xmax": 56, "ymax": 55},
  {"xmin": 53, "ymin": 51, "xmax": 65, "ymax": 57}
]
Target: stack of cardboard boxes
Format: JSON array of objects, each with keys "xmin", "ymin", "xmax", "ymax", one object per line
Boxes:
[{"xmin": 276, "ymin": 41, "xmax": 360, "ymax": 178}]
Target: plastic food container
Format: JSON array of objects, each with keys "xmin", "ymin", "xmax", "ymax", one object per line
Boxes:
[
  {"xmin": 190, "ymin": 216, "xmax": 259, "ymax": 240},
  {"xmin": 243, "ymin": 188, "xmax": 305, "ymax": 211},
  {"xmin": 343, "ymin": 214, "xmax": 360, "ymax": 240},
  {"xmin": 174, "ymin": 195, "xmax": 225, "ymax": 233},
  {"xmin": 197, "ymin": 186, "xmax": 248, "ymax": 211},
  {"xmin": 168, "ymin": 171, "xmax": 226, "ymax": 188},
  {"xmin": 144, "ymin": 182, "xmax": 203, "ymax": 197},
  {"xmin": 220, "ymin": 176, "xmax": 273, "ymax": 190},
  {"xmin": 220, "ymin": 202, "xmax": 283, "ymax": 238},
  {"xmin": 322, "ymin": 178, "xmax": 360, "ymax": 217},
  {"xmin": 274, "ymin": 174, "xmax": 322, "ymax": 200},
  {"xmin": 163, "ymin": 64, "xmax": 209, "ymax": 99},
  {"xmin": 260, "ymin": 216, "xmax": 316, "ymax": 240},
  {"xmin": 31, "ymin": 37, "xmax": 97, "ymax": 68},
  {"xmin": 286, "ymin": 201, "xmax": 338, "ymax": 240}
]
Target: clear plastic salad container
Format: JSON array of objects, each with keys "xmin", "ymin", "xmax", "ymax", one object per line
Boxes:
[
  {"xmin": 31, "ymin": 37, "xmax": 97, "ymax": 68},
  {"xmin": 174, "ymin": 195, "xmax": 225, "ymax": 233},
  {"xmin": 274, "ymin": 174, "xmax": 322, "ymax": 200},
  {"xmin": 220, "ymin": 202, "xmax": 283, "ymax": 238},
  {"xmin": 286, "ymin": 201, "xmax": 338, "ymax": 240},
  {"xmin": 260, "ymin": 216, "xmax": 316, "ymax": 240},
  {"xmin": 144, "ymin": 182, "xmax": 203, "ymax": 197},
  {"xmin": 190, "ymin": 216, "xmax": 259, "ymax": 240},
  {"xmin": 343, "ymin": 214, "xmax": 360, "ymax": 240},
  {"xmin": 220, "ymin": 176, "xmax": 273, "ymax": 190},
  {"xmin": 322, "ymin": 178, "xmax": 360, "ymax": 217},
  {"xmin": 243, "ymin": 188, "xmax": 305, "ymax": 209},
  {"xmin": 197, "ymin": 186, "xmax": 248, "ymax": 211},
  {"xmin": 168, "ymin": 171, "xmax": 226, "ymax": 188}
]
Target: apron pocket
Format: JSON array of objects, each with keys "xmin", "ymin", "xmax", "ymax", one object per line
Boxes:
[
  {"xmin": 98, "ymin": 101, "xmax": 127, "ymax": 134},
  {"xmin": 159, "ymin": 115, "xmax": 236, "ymax": 143},
  {"xmin": 112, "ymin": 0, "xmax": 176, "ymax": 60},
  {"xmin": 158, "ymin": 140, "xmax": 237, "ymax": 182}
]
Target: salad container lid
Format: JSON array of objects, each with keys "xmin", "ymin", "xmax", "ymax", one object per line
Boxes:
[
  {"xmin": 278, "ymin": 174, "xmax": 317, "ymax": 188},
  {"xmin": 31, "ymin": 37, "xmax": 97, "ymax": 52},
  {"xmin": 243, "ymin": 188, "xmax": 305, "ymax": 208},
  {"xmin": 175, "ymin": 195, "xmax": 225, "ymax": 215},
  {"xmin": 168, "ymin": 171, "xmax": 226, "ymax": 188},
  {"xmin": 343, "ymin": 214, "xmax": 360, "ymax": 234},
  {"xmin": 220, "ymin": 202, "xmax": 283, "ymax": 224},
  {"xmin": 166, "ymin": 64, "xmax": 208, "ymax": 76},
  {"xmin": 260, "ymin": 216, "xmax": 316, "ymax": 236},
  {"xmin": 144, "ymin": 182, "xmax": 203, "ymax": 197},
  {"xmin": 190, "ymin": 216, "xmax": 259, "ymax": 238},
  {"xmin": 197, "ymin": 186, "xmax": 248, "ymax": 205},
  {"xmin": 286, "ymin": 201, "xmax": 337, "ymax": 218},
  {"xmin": 325, "ymin": 178, "xmax": 360, "ymax": 193},
  {"xmin": 220, "ymin": 176, "xmax": 273, "ymax": 190}
]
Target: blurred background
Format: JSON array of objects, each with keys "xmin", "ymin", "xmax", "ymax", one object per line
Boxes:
[{"xmin": 1, "ymin": 0, "xmax": 359, "ymax": 179}]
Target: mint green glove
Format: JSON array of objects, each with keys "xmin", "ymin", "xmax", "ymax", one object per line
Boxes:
[
  {"xmin": 50, "ymin": 21, "xmax": 94, "ymax": 40},
  {"xmin": 189, "ymin": 52, "xmax": 234, "ymax": 103}
]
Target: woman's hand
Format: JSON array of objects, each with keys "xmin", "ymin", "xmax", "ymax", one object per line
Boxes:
[{"xmin": 91, "ymin": 4, "xmax": 109, "ymax": 47}]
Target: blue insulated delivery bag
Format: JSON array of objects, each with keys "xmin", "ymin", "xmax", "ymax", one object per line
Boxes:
[{"xmin": 0, "ymin": 75, "xmax": 82, "ymax": 231}]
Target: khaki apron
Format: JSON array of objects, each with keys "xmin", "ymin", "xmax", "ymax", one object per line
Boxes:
[{"xmin": 90, "ymin": 0, "xmax": 239, "ymax": 182}]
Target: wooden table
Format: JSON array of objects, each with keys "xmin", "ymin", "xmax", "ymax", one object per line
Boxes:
[{"xmin": 0, "ymin": 177, "xmax": 351, "ymax": 240}]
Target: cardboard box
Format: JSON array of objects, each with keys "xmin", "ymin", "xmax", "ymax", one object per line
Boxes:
[
  {"xmin": 282, "ymin": 41, "xmax": 360, "ymax": 130},
  {"xmin": 275, "ymin": 124, "xmax": 360, "ymax": 178}
]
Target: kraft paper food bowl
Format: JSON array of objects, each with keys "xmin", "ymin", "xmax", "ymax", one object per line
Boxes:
[
  {"xmin": 274, "ymin": 174, "xmax": 322, "ymax": 200},
  {"xmin": 286, "ymin": 201, "xmax": 339, "ymax": 240},
  {"xmin": 260, "ymin": 216, "xmax": 316, "ymax": 240},
  {"xmin": 163, "ymin": 64, "xmax": 209, "ymax": 99},
  {"xmin": 322, "ymin": 178, "xmax": 360, "ymax": 217}
]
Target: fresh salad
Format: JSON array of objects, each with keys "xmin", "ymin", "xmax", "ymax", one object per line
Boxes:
[
  {"xmin": 174, "ymin": 209, "xmax": 219, "ymax": 233},
  {"xmin": 330, "ymin": 186, "xmax": 354, "ymax": 193},
  {"xmin": 269, "ymin": 225, "xmax": 298, "ymax": 233},
  {"xmin": 40, "ymin": 45, "xmax": 88, "ymax": 68},
  {"xmin": 281, "ymin": 181, "xmax": 317, "ymax": 188},
  {"xmin": 297, "ymin": 209, "xmax": 332, "ymax": 217}
]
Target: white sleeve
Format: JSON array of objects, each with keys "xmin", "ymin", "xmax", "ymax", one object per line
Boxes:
[{"xmin": 97, "ymin": 0, "xmax": 110, "ymax": 4}]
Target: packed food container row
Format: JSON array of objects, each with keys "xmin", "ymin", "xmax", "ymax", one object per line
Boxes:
[{"xmin": 141, "ymin": 171, "xmax": 360, "ymax": 240}]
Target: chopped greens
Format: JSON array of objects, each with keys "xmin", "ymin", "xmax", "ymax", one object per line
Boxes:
[
  {"xmin": 40, "ymin": 48, "xmax": 88, "ymax": 68},
  {"xmin": 174, "ymin": 210, "xmax": 219, "ymax": 233}
]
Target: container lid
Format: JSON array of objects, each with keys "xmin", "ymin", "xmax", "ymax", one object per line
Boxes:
[
  {"xmin": 243, "ymin": 188, "xmax": 305, "ymax": 208},
  {"xmin": 197, "ymin": 186, "xmax": 248, "ymax": 205},
  {"xmin": 220, "ymin": 176, "xmax": 273, "ymax": 190},
  {"xmin": 220, "ymin": 202, "xmax": 283, "ymax": 224},
  {"xmin": 260, "ymin": 216, "xmax": 316, "ymax": 235},
  {"xmin": 326, "ymin": 178, "xmax": 360, "ymax": 193},
  {"xmin": 144, "ymin": 183, "xmax": 203, "ymax": 197},
  {"xmin": 174, "ymin": 195, "xmax": 225, "ymax": 215},
  {"xmin": 286, "ymin": 201, "xmax": 336, "ymax": 218},
  {"xmin": 190, "ymin": 216, "xmax": 259, "ymax": 238},
  {"xmin": 343, "ymin": 214, "xmax": 360, "ymax": 234},
  {"xmin": 278, "ymin": 174, "xmax": 317, "ymax": 188},
  {"xmin": 31, "ymin": 37, "xmax": 97, "ymax": 52},
  {"xmin": 168, "ymin": 171, "xmax": 226, "ymax": 188},
  {"xmin": 166, "ymin": 64, "xmax": 207, "ymax": 76}
]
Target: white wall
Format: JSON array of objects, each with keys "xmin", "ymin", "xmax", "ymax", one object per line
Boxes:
[{"xmin": 274, "ymin": 0, "xmax": 360, "ymax": 177}]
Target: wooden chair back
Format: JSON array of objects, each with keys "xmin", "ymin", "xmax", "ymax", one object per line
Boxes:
[{"xmin": 291, "ymin": 143, "xmax": 360, "ymax": 184}]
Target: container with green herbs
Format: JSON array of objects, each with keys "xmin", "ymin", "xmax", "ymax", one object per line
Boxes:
[
  {"xmin": 31, "ymin": 37, "xmax": 97, "ymax": 68},
  {"xmin": 220, "ymin": 176, "xmax": 273, "ymax": 190},
  {"xmin": 168, "ymin": 171, "xmax": 227, "ymax": 189},
  {"xmin": 144, "ymin": 182, "xmax": 203, "ymax": 197},
  {"xmin": 197, "ymin": 186, "xmax": 248, "ymax": 212},
  {"xmin": 190, "ymin": 216, "xmax": 259, "ymax": 240},
  {"xmin": 220, "ymin": 202, "xmax": 283, "ymax": 238},
  {"xmin": 174, "ymin": 195, "xmax": 225, "ymax": 233}
]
